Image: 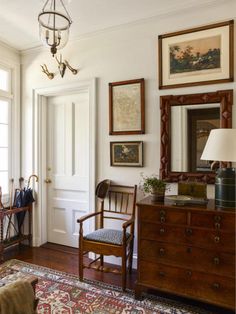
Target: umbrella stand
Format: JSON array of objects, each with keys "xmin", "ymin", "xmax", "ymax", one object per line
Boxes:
[
  {"xmin": 0, "ymin": 187, "xmax": 4, "ymax": 210},
  {"xmin": 6, "ymin": 178, "xmax": 14, "ymax": 239}
]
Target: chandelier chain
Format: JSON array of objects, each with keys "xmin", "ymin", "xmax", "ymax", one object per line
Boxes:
[
  {"xmin": 42, "ymin": 0, "xmax": 50, "ymax": 12},
  {"xmin": 59, "ymin": 0, "xmax": 72, "ymax": 22}
]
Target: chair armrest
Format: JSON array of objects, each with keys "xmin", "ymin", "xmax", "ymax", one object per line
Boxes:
[
  {"xmin": 77, "ymin": 211, "xmax": 102, "ymax": 223},
  {"xmin": 122, "ymin": 217, "xmax": 134, "ymax": 229}
]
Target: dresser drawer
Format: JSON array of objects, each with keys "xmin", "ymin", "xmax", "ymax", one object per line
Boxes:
[
  {"xmin": 139, "ymin": 239, "xmax": 235, "ymax": 277},
  {"xmin": 139, "ymin": 261, "xmax": 235, "ymax": 309},
  {"xmin": 185, "ymin": 228, "xmax": 235, "ymax": 253},
  {"xmin": 198, "ymin": 274, "xmax": 235, "ymax": 310},
  {"xmin": 191, "ymin": 211, "xmax": 235, "ymax": 230},
  {"xmin": 141, "ymin": 222, "xmax": 185, "ymax": 242},
  {"xmin": 139, "ymin": 206, "xmax": 187, "ymax": 225},
  {"xmin": 140, "ymin": 222, "xmax": 235, "ymax": 252}
]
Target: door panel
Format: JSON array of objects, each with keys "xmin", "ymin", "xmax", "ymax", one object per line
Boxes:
[{"xmin": 47, "ymin": 92, "xmax": 90, "ymax": 247}]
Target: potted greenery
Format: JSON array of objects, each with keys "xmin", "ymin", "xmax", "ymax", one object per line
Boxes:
[{"xmin": 139, "ymin": 173, "xmax": 168, "ymax": 202}]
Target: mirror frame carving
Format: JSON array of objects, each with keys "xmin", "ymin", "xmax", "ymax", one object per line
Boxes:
[{"xmin": 160, "ymin": 90, "xmax": 233, "ymax": 183}]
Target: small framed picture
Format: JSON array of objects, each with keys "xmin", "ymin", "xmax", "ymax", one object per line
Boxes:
[
  {"xmin": 109, "ymin": 78, "xmax": 145, "ymax": 135},
  {"xmin": 110, "ymin": 141, "xmax": 143, "ymax": 167},
  {"xmin": 158, "ymin": 20, "xmax": 234, "ymax": 89}
]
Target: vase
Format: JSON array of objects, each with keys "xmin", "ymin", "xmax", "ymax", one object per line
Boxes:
[{"xmin": 150, "ymin": 190, "xmax": 165, "ymax": 202}]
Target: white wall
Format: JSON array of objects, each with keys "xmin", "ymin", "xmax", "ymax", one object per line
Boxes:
[
  {"xmin": 20, "ymin": 1, "xmax": 236, "ymax": 254},
  {"xmin": 21, "ymin": 1, "xmax": 236, "ymax": 185}
]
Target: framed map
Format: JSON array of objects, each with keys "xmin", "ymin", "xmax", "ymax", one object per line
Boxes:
[{"xmin": 109, "ymin": 78, "xmax": 145, "ymax": 135}]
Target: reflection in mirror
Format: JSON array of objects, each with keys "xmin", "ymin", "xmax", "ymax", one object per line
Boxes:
[
  {"xmin": 171, "ymin": 104, "xmax": 220, "ymax": 172},
  {"xmin": 160, "ymin": 90, "xmax": 233, "ymax": 184}
]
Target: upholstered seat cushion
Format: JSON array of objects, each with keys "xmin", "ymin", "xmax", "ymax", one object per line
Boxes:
[{"xmin": 84, "ymin": 228, "xmax": 130, "ymax": 245}]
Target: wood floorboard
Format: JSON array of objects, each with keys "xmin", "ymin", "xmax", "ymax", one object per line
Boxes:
[
  {"xmin": 3, "ymin": 243, "xmax": 137, "ymax": 290},
  {"xmin": 2, "ymin": 243, "xmax": 234, "ymax": 314}
]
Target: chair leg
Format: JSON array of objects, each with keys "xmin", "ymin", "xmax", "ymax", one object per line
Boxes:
[
  {"xmin": 100, "ymin": 254, "xmax": 104, "ymax": 268},
  {"xmin": 79, "ymin": 240, "xmax": 83, "ymax": 281},
  {"xmin": 122, "ymin": 247, "xmax": 127, "ymax": 291},
  {"xmin": 128, "ymin": 241, "xmax": 134, "ymax": 274}
]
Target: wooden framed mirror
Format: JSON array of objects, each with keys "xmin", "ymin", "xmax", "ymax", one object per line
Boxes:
[{"xmin": 160, "ymin": 90, "xmax": 233, "ymax": 183}]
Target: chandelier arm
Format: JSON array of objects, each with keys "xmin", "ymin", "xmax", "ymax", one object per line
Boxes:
[
  {"xmin": 45, "ymin": 36, "xmax": 61, "ymax": 48},
  {"xmin": 56, "ymin": 37, "xmax": 61, "ymax": 47}
]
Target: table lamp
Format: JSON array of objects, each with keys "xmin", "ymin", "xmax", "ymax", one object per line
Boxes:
[{"xmin": 201, "ymin": 128, "xmax": 236, "ymax": 209}]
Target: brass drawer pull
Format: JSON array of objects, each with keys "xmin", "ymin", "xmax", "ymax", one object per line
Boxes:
[
  {"xmin": 160, "ymin": 216, "xmax": 166, "ymax": 223},
  {"xmin": 214, "ymin": 215, "xmax": 222, "ymax": 222},
  {"xmin": 214, "ymin": 222, "xmax": 221, "ymax": 229},
  {"xmin": 160, "ymin": 228, "xmax": 165, "ymax": 234},
  {"xmin": 159, "ymin": 248, "xmax": 165, "ymax": 256},
  {"xmin": 186, "ymin": 270, "xmax": 192, "ymax": 277},
  {"xmin": 185, "ymin": 228, "xmax": 193, "ymax": 236},
  {"xmin": 160, "ymin": 210, "xmax": 166, "ymax": 216},
  {"xmin": 214, "ymin": 236, "xmax": 220, "ymax": 243},
  {"xmin": 159, "ymin": 271, "xmax": 165, "ymax": 277},
  {"xmin": 213, "ymin": 257, "xmax": 220, "ymax": 265},
  {"xmin": 213, "ymin": 283, "xmax": 220, "ymax": 289}
]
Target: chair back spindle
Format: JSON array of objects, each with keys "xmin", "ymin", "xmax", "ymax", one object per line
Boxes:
[{"xmin": 103, "ymin": 185, "xmax": 137, "ymax": 223}]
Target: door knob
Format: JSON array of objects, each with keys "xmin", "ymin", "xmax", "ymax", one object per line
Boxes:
[{"xmin": 44, "ymin": 178, "xmax": 52, "ymax": 184}]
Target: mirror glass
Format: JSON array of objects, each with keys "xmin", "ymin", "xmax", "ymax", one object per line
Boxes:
[
  {"xmin": 159, "ymin": 90, "xmax": 233, "ymax": 183},
  {"xmin": 171, "ymin": 103, "xmax": 220, "ymax": 173}
]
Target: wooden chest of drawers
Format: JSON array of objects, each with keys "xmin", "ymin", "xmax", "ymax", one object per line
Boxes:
[{"xmin": 135, "ymin": 197, "xmax": 235, "ymax": 310}]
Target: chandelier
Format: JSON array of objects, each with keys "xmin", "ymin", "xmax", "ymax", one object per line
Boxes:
[{"xmin": 38, "ymin": 0, "xmax": 72, "ymax": 56}]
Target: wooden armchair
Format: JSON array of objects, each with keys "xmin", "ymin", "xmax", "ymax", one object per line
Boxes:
[{"xmin": 77, "ymin": 180, "xmax": 137, "ymax": 291}]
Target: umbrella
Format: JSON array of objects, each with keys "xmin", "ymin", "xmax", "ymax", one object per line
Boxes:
[{"xmin": 14, "ymin": 175, "xmax": 38, "ymax": 232}]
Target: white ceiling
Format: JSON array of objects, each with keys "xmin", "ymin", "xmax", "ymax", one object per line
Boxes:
[{"xmin": 0, "ymin": 0, "xmax": 227, "ymax": 51}]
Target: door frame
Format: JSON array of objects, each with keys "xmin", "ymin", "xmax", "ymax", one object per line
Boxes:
[{"xmin": 32, "ymin": 79, "xmax": 96, "ymax": 246}]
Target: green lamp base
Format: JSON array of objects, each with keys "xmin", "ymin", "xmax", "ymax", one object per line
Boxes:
[{"xmin": 215, "ymin": 168, "xmax": 236, "ymax": 209}]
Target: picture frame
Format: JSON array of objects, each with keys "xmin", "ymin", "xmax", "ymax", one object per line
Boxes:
[
  {"xmin": 109, "ymin": 78, "xmax": 145, "ymax": 135},
  {"xmin": 158, "ymin": 20, "xmax": 234, "ymax": 89},
  {"xmin": 110, "ymin": 141, "xmax": 143, "ymax": 167}
]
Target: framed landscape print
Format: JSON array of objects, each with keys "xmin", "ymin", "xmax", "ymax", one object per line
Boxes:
[
  {"xmin": 109, "ymin": 78, "xmax": 145, "ymax": 135},
  {"xmin": 158, "ymin": 20, "xmax": 234, "ymax": 89},
  {"xmin": 110, "ymin": 141, "xmax": 143, "ymax": 167}
]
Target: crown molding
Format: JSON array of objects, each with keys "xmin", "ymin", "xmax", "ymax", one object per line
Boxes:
[
  {"xmin": 0, "ymin": 39, "xmax": 20, "ymax": 54},
  {"xmin": 21, "ymin": 0, "xmax": 234, "ymax": 56}
]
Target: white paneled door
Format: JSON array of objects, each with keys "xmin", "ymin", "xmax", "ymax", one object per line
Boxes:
[{"xmin": 46, "ymin": 92, "xmax": 90, "ymax": 247}]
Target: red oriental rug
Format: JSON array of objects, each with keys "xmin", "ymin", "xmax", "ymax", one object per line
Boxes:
[{"xmin": 1, "ymin": 260, "xmax": 213, "ymax": 314}]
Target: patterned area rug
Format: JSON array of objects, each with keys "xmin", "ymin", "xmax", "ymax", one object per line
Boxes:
[{"xmin": 1, "ymin": 259, "xmax": 213, "ymax": 314}]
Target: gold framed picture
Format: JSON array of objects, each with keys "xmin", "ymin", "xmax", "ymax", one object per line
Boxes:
[
  {"xmin": 110, "ymin": 141, "xmax": 143, "ymax": 167},
  {"xmin": 158, "ymin": 20, "xmax": 234, "ymax": 89}
]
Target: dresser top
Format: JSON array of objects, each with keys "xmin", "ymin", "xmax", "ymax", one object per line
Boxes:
[{"xmin": 136, "ymin": 196, "xmax": 235, "ymax": 213}]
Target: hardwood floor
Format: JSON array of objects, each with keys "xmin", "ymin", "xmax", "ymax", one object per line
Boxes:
[
  {"xmin": 4, "ymin": 242, "xmax": 137, "ymax": 290},
  {"xmin": 3, "ymin": 243, "xmax": 234, "ymax": 314}
]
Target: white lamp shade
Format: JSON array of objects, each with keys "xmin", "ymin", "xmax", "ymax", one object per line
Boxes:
[{"xmin": 201, "ymin": 128, "xmax": 236, "ymax": 162}]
